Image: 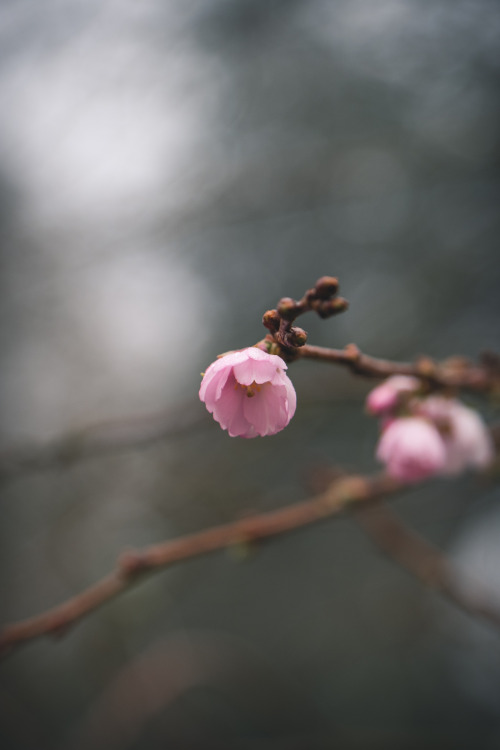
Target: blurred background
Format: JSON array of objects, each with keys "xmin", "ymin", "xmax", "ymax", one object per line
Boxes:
[{"xmin": 1, "ymin": 0, "xmax": 500, "ymax": 747}]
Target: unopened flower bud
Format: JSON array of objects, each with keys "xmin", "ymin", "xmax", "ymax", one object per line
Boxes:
[
  {"xmin": 288, "ymin": 326, "xmax": 308, "ymax": 347},
  {"xmin": 416, "ymin": 357, "xmax": 436, "ymax": 377},
  {"xmin": 316, "ymin": 297, "xmax": 349, "ymax": 318},
  {"xmin": 277, "ymin": 297, "xmax": 297, "ymax": 320},
  {"xmin": 331, "ymin": 297, "xmax": 349, "ymax": 312},
  {"xmin": 262, "ymin": 309, "xmax": 281, "ymax": 332},
  {"xmin": 314, "ymin": 276, "xmax": 339, "ymax": 299}
]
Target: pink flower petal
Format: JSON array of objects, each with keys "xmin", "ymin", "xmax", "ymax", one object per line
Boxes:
[
  {"xmin": 233, "ymin": 348, "xmax": 284, "ymax": 386},
  {"xmin": 280, "ymin": 374, "xmax": 297, "ymax": 419},
  {"xmin": 199, "ymin": 365, "xmax": 232, "ymax": 409},
  {"xmin": 366, "ymin": 375, "xmax": 420, "ymax": 415},
  {"xmin": 417, "ymin": 396, "xmax": 494, "ymax": 474},
  {"xmin": 241, "ymin": 383, "xmax": 282, "ymax": 436},
  {"xmin": 212, "ymin": 374, "xmax": 251, "ymax": 437},
  {"xmin": 376, "ymin": 417, "xmax": 447, "ymax": 482}
]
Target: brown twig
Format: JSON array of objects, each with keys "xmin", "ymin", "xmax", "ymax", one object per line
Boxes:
[
  {"xmin": 0, "ymin": 403, "xmax": 204, "ymax": 483},
  {"xmin": 0, "ymin": 473, "xmax": 400, "ymax": 656},
  {"xmin": 261, "ymin": 275, "xmax": 500, "ymax": 392},
  {"xmin": 2, "ymin": 471, "xmax": 500, "ymax": 657},
  {"xmin": 355, "ymin": 503, "xmax": 500, "ymax": 628},
  {"xmin": 297, "ymin": 344, "xmax": 499, "ymax": 392}
]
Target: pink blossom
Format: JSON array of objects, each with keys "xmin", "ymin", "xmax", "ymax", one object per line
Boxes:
[
  {"xmin": 417, "ymin": 396, "xmax": 494, "ymax": 475},
  {"xmin": 199, "ymin": 347, "xmax": 296, "ymax": 438},
  {"xmin": 366, "ymin": 375, "xmax": 420, "ymax": 415},
  {"xmin": 376, "ymin": 417, "xmax": 447, "ymax": 482}
]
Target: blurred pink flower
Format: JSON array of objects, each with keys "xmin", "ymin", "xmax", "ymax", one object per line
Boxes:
[
  {"xmin": 199, "ymin": 347, "xmax": 296, "ymax": 438},
  {"xmin": 417, "ymin": 396, "xmax": 494, "ymax": 475},
  {"xmin": 366, "ymin": 375, "xmax": 420, "ymax": 415},
  {"xmin": 376, "ymin": 417, "xmax": 447, "ymax": 482}
]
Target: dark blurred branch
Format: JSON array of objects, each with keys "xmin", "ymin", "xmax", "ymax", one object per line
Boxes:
[
  {"xmin": 355, "ymin": 503, "xmax": 500, "ymax": 627},
  {"xmin": 2, "ymin": 471, "xmax": 500, "ymax": 657},
  {"xmin": 0, "ymin": 403, "xmax": 204, "ymax": 483},
  {"xmin": 0, "ymin": 473, "xmax": 400, "ymax": 656},
  {"xmin": 297, "ymin": 344, "xmax": 500, "ymax": 392}
]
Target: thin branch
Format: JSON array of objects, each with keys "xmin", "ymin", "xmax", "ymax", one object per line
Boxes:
[
  {"xmin": 355, "ymin": 503, "xmax": 500, "ymax": 628},
  {"xmin": 0, "ymin": 403, "xmax": 204, "ymax": 483},
  {"xmin": 263, "ymin": 276, "xmax": 500, "ymax": 393},
  {"xmin": 2, "ymin": 471, "xmax": 500, "ymax": 657},
  {"xmin": 0, "ymin": 473, "xmax": 400, "ymax": 656},
  {"xmin": 298, "ymin": 344, "xmax": 500, "ymax": 393}
]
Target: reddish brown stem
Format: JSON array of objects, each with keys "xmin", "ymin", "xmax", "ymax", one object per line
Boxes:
[
  {"xmin": 298, "ymin": 344, "xmax": 498, "ymax": 392},
  {"xmin": 0, "ymin": 474, "xmax": 399, "ymax": 656},
  {"xmin": 2, "ymin": 471, "xmax": 500, "ymax": 656},
  {"xmin": 356, "ymin": 503, "xmax": 500, "ymax": 628}
]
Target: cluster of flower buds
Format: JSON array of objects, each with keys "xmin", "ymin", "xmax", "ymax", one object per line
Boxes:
[
  {"xmin": 262, "ymin": 276, "xmax": 348, "ymax": 351},
  {"xmin": 367, "ymin": 376, "xmax": 494, "ymax": 482},
  {"xmin": 305, "ymin": 275, "xmax": 350, "ymax": 319}
]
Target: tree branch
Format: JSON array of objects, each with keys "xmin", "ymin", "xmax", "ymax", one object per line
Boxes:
[
  {"xmin": 0, "ymin": 473, "xmax": 400, "ymax": 656},
  {"xmin": 2, "ymin": 471, "xmax": 500, "ymax": 657},
  {"xmin": 355, "ymin": 503, "xmax": 500, "ymax": 628},
  {"xmin": 263, "ymin": 276, "xmax": 500, "ymax": 393},
  {"xmin": 0, "ymin": 403, "xmax": 204, "ymax": 483},
  {"xmin": 298, "ymin": 344, "xmax": 500, "ymax": 393}
]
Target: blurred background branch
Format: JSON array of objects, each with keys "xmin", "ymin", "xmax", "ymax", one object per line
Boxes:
[
  {"xmin": 2, "ymin": 469, "xmax": 500, "ymax": 659},
  {"xmin": 0, "ymin": 472, "xmax": 401, "ymax": 655},
  {"xmin": 355, "ymin": 502, "xmax": 500, "ymax": 629},
  {"xmin": 0, "ymin": 402, "xmax": 204, "ymax": 483}
]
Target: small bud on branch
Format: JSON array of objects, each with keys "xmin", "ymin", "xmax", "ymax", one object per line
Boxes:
[
  {"xmin": 262, "ymin": 309, "xmax": 281, "ymax": 332},
  {"xmin": 287, "ymin": 326, "xmax": 308, "ymax": 347},
  {"xmin": 312, "ymin": 275, "xmax": 339, "ymax": 299},
  {"xmin": 313, "ymin": 297, "xmax": 349, "ymax": 318},
  {"xmin": 277, "ymin": 297, "xmax": 299, "ymax": 320}
]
